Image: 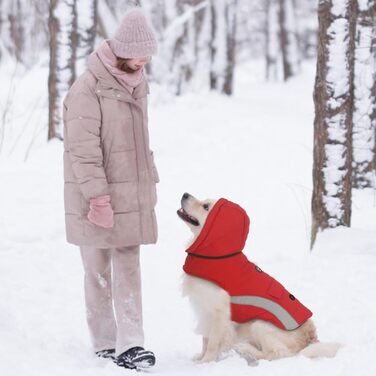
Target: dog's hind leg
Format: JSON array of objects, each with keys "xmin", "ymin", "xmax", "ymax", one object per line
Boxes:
[
  {"xmin": 233, "ymin": 342, "xmax": 264, "ymax": 361},
  {"xmin": 263, "ymin": 340, "xmax": 292, "ymax": 360}
]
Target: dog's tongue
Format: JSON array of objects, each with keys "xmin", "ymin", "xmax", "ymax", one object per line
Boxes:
[{"xmin": 186, "ymin": 198, "xmax": 250, "ymax": 258}]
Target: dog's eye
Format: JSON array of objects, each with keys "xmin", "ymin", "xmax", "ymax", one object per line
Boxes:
[{"xmin": 203, "ymin": 204, "xmax": 209, "ymax": 211}]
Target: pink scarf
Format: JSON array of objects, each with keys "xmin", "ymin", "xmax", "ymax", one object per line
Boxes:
[{"xmin": 96, "ymin": 39, "xmax": 144, "ymax": 93}]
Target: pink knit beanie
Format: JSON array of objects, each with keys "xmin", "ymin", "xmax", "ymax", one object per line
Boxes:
[{"xmin": 110, "ymin": 8, "xmax": 158, "ymax": 59}]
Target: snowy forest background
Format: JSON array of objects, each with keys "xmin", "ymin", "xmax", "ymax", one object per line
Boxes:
[
  {"xmin": 1, "ymin": 1, "xmax": 376, "ymax": 375},
  {"xmin": 0, "ymin": 0, "xmax": 375, "ymax": 244}
]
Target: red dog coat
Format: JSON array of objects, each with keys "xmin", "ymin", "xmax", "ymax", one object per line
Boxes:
[{"xmin": 183, "ymin": 198, "xmax": 312, "ymax": 330}]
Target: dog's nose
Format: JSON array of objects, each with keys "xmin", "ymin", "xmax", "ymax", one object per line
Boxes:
[{"xmin": 182, "ymin": 192, "xmax": 190, "ymax": 200}]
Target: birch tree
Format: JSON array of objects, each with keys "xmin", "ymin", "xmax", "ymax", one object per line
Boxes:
[
  {"xmin": 352, "ymin": 0, "xmax": 376, "ymax": 188},
  {"xmin": 311, "ymin": 0, "xmax": 357, "ymax": 247},
  {"xmin": 48, "ymin": 0, "xmax": 77, "ymax": 140},
  {"xmin": 76, "ymin": 0, "xmax": 98, "ymax": 76}
]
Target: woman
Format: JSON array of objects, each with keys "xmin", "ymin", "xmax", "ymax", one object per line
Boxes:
[{"xmin": 62, "ymin": 8, "xmax": 159, "ymax": 370}]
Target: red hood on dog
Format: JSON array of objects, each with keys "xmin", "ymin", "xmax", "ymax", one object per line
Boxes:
[{"xmin": 183, "ymin": 198, "xmax": 312, "ymax": 330}]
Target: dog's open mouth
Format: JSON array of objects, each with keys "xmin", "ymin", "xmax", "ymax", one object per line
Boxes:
[{"xmin": 177, "ymin": 207, "xmax": 200, "ymax": 226}]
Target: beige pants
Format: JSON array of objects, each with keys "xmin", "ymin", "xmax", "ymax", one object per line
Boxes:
[{"xmin": 80, "ymin": 246, "xmax": 144, "ymax": 356}]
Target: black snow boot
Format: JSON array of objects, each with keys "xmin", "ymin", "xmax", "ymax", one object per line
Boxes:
[
  {"xmin": 116, "ymin": 346, "xmax": 156, "ymax": 370},
  {"xmin": 95, "ymin": 348, "xmax": 116, "ymax": 361}
]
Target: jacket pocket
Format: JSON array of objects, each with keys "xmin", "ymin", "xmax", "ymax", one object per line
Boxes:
[{"xmin": 106, "ymin": 150, "xmax": 137, "ymax": 183}]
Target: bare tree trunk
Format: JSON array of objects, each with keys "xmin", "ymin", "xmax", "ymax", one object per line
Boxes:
[
  {"xmin": 8, "ymin": 0, "xmax": 24, "ymax": 63},
  {"xmin": 193, "ymin": 0, "xmax": 207, "ymax": 60},
  {"xmin": 76, "ymin": 0, "xmax": 98, "ymax": 76},
  {"xmin": 372, "ymin": 5, "xmax": 376, "ymax": 182},
  {"xmin": 173, "ymin": 0, "xmax": 193, "ymax": 95},
  {"xmin": 209, "ymin": 0, "xmax": 218, "ymax": 89},
  {"xmin": 352, "ymin": 1, "xmax": 376, "ymax": 188},
  {"xmin": 279, "ymin": 0, "xmax": 291, "ymax": 79},
  {"xmin": 210, "ymin": 0, "xmax": 237, "ymax": 95},
  {"xmin": 265, "ymin": 0, "xmax": 281, "ymax": 80},
  {"xmin": 47, "ymin": 0, "xmax": 59, "ymax": 140},
  {"xmin": 159, "ymin": 0, "xmax": 208, "ymax": 94},
  {"xmin": 278, "ymin": 0, "xmax": 300, "ymax": 80},
  {"xmin": 0, "ymin": 0, "xmax": 48, "ymax": 66},
  {"xmin": 223, "ymin": 0, "xmax": 237, "ymax": 95},
  {"xmin": 47, "ymin": 0, "xmax": 78, "ymax": 140},
  {"xmin": 69, "ymin": 2, "xmax": 78, "ymax": 84},
  {"xmin": 311, "ymin": 0, "xmax": 357, "ymax": 248},
  {"xmin": 181, "ymin": 0, "xmax": 209, "ymax": 93}
]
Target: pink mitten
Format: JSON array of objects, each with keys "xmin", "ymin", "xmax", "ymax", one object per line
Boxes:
[{"xmin": 87, "ymin": 195, "xmax": 114, "ymax": 228}]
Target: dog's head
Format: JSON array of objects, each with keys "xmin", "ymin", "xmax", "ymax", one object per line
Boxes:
[
  {"xmin": 177, "ymin": 193, "xmax": 217, "ymax": 240},
  {"xmin": 178, "ymin": 194, "xmax": 251, "ymax": 257}
]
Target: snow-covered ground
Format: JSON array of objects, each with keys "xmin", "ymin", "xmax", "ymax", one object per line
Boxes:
[{"xmin": 1, "ymin": 59, "xmax": 376, "ymax": 376}]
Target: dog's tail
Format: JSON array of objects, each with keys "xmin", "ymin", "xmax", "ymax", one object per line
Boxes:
[{"xmin": 300, "ymin": 342, "xmax": 341, "ymax": 358}]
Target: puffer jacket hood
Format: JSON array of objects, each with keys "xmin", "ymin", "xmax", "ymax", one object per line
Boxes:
[
  {"xmin": 183, "ymin": 199, "xmax": 312, "ymax": 331},
  {"xmin": 186, "ymin": 198, "xmax": 250, "ymax": 258}
]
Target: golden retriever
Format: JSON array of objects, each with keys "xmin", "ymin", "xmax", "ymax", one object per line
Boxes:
[{"xmin": 177, "ymin": 193, "xmax": 340, "ymax": 363}]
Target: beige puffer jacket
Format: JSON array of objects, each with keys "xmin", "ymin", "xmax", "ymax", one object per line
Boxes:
[{"xmin": 63, "ymin": 52, "xmax": 159, "ymax": 248}]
